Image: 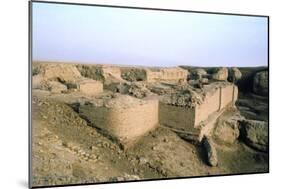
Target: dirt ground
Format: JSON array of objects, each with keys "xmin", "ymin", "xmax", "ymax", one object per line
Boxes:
[{"xmin": 31, "ymin": 93, "xmax": 268, "ymax": 187}]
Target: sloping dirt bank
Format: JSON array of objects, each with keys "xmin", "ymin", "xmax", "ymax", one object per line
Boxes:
[{"xmin": 32, "ymin": 95, "xmax": 268, "ymax": 187}]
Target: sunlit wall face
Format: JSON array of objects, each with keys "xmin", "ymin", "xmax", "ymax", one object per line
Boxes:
[{"xmin": 32, "ymin": 2, "xmax": 268, "ymax": 67}]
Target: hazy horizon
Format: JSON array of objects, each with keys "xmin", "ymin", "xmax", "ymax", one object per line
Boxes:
[
  {"xmin": 33, "ymin": 59, "xmax": 268, "ymax": 68},
  {"xmin": 32, "ymin": 2, "xmax": 268, "ymax": 67}
]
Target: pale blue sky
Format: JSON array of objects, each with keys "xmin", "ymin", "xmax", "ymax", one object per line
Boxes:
[{"xmin": 32, "ymin": 2, "xmax": 268, "ymax": 67}]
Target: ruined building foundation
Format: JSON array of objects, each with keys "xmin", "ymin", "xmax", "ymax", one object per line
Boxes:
[
  {"xmin": 79, "ymin": 95, "xmax": 159, "ymax": 146},
  {"xmin": 77, "ymin": 79, "xmax": 103, "ymax": 96},
  {"xmin": 159, "ymin": 84, "xmax": 238, "ymax": 141},
  {"xmin": 145, "ymin": 67, "xmax": 189, "ymax": 83},
  {"xmin": 32, "ymin": 62, "xmax": 239, "ymax": 146},
  {"xmin": 78, "ymin": 83, "xmax": 237, "ymax": 146},
  {"xmin": 32, "ymin": 63, "xmax": 104, "ymax": 96}
]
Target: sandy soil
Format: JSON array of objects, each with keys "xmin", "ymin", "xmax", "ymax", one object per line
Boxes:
[{"xmin": 31, "ymin": 94, "xmax": 268, "ymax": 187}]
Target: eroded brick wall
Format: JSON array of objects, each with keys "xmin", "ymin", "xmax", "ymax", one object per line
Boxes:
[
  {"xmin": 101, "ymin": 66, "xmax": 122, "ymax": 79},
  {"xmin": 146, "ymin": 68, "xmax": 188, "ymax": 83},
  {"xmin": 79, "ymin": 98, "xmax": 159, "ymax": 145},
  {"xmin": 78, "ymin": 79, "xmax": 103, "ymax": 96},
  {"xmin": 194, "ymin": 89, "xmax": 221, "ymax": 126},
  {"xmin": 220, "ymin": 85, "xmax": 238, "ymax": 109},
  {"xmin": 159, "ymin": 84, "xmax": 238, "ymax": 133},
  {"xmin": 159, "ymin": 103, "xmax": 196, "ymax": 131}
]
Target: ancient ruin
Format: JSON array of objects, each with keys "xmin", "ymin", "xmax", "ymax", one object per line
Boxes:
[
  {"xmin": 145, "ymin": 67, "xmax": 189, "ymax": 83},
  {"xmin": 121, "ymin": 67, "xmax": 189, "ymax": 84},
  {"xmin": 159, "ymin": 83, "xmax": 238, "ymax": 141},
  {"xmin": 79, "ymin": 95, "xmax": 159, "ymax": 146},
  {"xmin": 32, "ymin": 62, "xmax": 266, "ymax": 147},
  {"xmin": 32, "ymin": 62, "xmax": 104, "ymax": 95},
  {"xmin": 76, "ymin": 78, "xmax": 103, "ymax": 95},
  {"xmin": 32, "ymin": 61, "xmax": 269, "ymax": 186}
]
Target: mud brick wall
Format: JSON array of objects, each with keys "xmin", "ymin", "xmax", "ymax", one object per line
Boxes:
[
  {"xmin": 195, "ymin": 84, "xmax": 238, "ymax": 126},
  {"xmin": 40, "ymin": 63, "xmax": 82, "ymax": 82},
  {"xmin": 194, "ymin": 88, "xmax": 221, "ymax": 126},
  {"xmin": 146, "ymin": 71, "xmax": 161, "ymax": 83},
  {"xmin": 159, "ymin": 103, "xmax": 196, "ymax": 131},
  {"xmin": 220, "ymin": 84, "xmax": 238, "ymax": 108},
  {"xmin": 160, "ymin": 84, "xmax": 238, "ymax": 132},
  {"xmin": 146, "ymin": 68, "xmax": 188, "ymax": 83},
  {"xmin": 79, "ymin": 99, "xmax": 159, "ymax": 144},
  {"xmin": 101, "ymin": 66, "xmax": 121, "ymax": 79},
  {"xmin": 78, "ymin": 79, "xmax": 103, "ymax": 96}
]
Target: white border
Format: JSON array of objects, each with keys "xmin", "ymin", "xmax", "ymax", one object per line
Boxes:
[{"xmin": 0, "ymin": 0, "xmax": 279, "ymax": 189}]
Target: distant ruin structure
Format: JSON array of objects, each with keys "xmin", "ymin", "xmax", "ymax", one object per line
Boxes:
[
  {"xmin": 121, "ymin": 67, "xmax": 189, "ymax": 83},
  {"xmin": 212, "ymin": 67, "xmax": 228, "ymax": 81},
  {"xmin": 76, "ymin": 78, "xmax": 103, "ymax": 95},
  {"xmin": 145, "ymin": 67, "xmax": 189, "ymax": 83},
  {"xmin": 101, "ymin": 65, "xmax": 122, "ymax": 80},
  {"xmin": 32, "ymin": 62, "xmax": 103, "ymax": 96}
]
